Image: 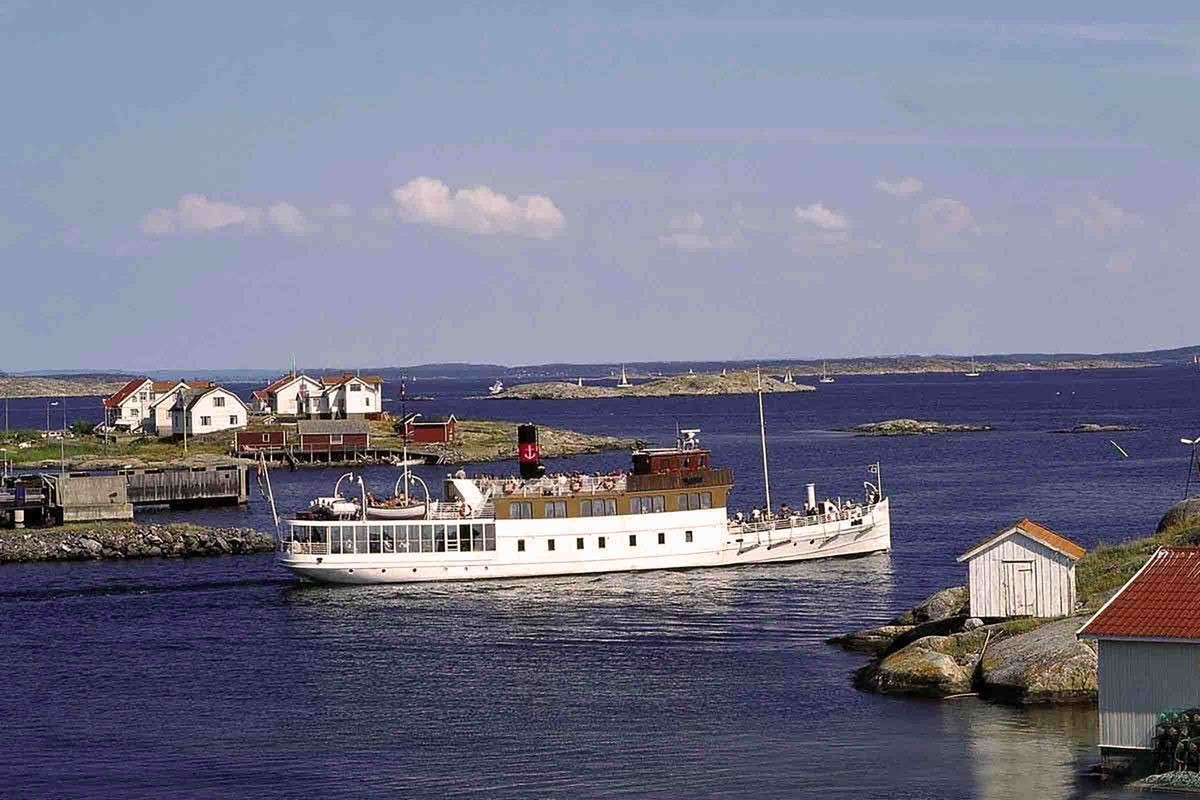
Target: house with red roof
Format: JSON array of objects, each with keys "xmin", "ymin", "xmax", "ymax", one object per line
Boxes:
[
  {"xmin": 957, "ymin": 518, "xmax": 1085, "ymax": 619},
  {"xmin": 1078, "ymin": 546, "xmax": 1200, "ymax": 763},
  {"xmin": 103, "ymin": 378, "xmax": 157, "ymax": 431},
  {"xmin": 251, "ymin": 372, "xmax": 383, "ymax": 419},
  {"xmin": 145, "ymin": 380, "xmax": 214, "ymax": 438}
]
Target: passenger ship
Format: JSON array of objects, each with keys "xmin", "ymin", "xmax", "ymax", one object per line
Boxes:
[{"xmin": 275, "ymin": 423, "xmax": 891, "ymax": 584}]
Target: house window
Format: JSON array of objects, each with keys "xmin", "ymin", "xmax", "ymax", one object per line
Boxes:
[
  {"xmin": 686, "ymin": 530, "xmax": 694, "ymax": 543},
  {"xmin": 511, "ymin": 502, "xmax": 533, "ymax": 519},
  {"xmin": 657, "ymin": 532, "xmax": 665, "ymax": 544},
  {"xmin": 544, "ymin": 500, "xmax": 567, "ymax": 518},
  {"xmin": 261, "ymin": 434, "xmax": 270, "ymax": 443},
  {"xmin": 629, "ymin": 534, "xmax": 637, "ymax": 546},
  {"xmin": 214, "ymin": 396, "xmax": 226, "ymax": 407},
  {"xmin": 547, "ymin": 539, "xmax": 556, "ymax": 551},
  {"xmin": 229, "ymin": 415, "xmax": 238, "ymax": 425},
  {"xmin": 330, "ymin": 434, "xmax": 343, "ymax": 445},
  {"xmin": 200, "ymin": 416, "xmax": 211, "ymax": 426},
  {"xmin": 350, "ymin": 384, "xmax": 361, "ymax": 392},
  {"xmin": 598, "ymin": 536, "xmax": 606, "ymax": 549},
  {"xmin": 517, "ymin": 539, "xmax": 525, "ymax": 552},
  {"xmin": 366, "ymin": 397, "xmax": 371, "ymax": 407},
  {"xmin": 576, "ymin": 537, "xmax": 584, "ymax": 550}
]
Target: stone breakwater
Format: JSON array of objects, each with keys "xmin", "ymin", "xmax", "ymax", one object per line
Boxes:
[{"xmin": 0, "ymin": 524, "xmax": 275, "ymax": 563}]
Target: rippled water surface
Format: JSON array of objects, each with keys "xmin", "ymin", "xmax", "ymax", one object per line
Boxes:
[{"xmin": 2, "ymin": 368, "xmax": 1193, "ymax": 798}]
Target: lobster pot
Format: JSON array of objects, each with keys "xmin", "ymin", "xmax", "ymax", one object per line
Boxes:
[{"xmin": 518, "ymin": 423, "xmax": 544, "ymax": 479}]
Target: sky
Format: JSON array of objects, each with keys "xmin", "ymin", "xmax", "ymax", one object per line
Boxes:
[{"xmin": 3, "ymin": 1, "xmax": 1200, "ymax": 371}]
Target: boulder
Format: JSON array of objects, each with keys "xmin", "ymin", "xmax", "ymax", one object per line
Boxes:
[
  {"xmin": 1157, "ymin": 499, "xmax": 1200, "ymax": 534},
  {"xmin": 980, "ymin": 616, "xmax": 1097, "ymax": 704},
  {"xmin": 855, "ymin": 629, "xmax": 989, "ymax": 698},
  {"xmin": 963, "ymin": 618, "xmax": 984, "ymax": 631},
  {"xmin": 828, "ymin": 624, "xmax": 914, "ymax": 655},
  {"xmin": 894, "ymin": 586, "xmax": 969, "ymax": 625},
  {"xmin": 79, "ymin": 538, "xmax": 102, "ymax": 555}
]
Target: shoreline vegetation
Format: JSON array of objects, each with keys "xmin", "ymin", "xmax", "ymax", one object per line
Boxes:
[
  {"xmin": 829, "ymin": 500, "xmax": 1200, "ymax": 705},
  {"xmin": 1, "ymin": 418, "xmax": 636, "ymax": 471},
  {"xmin": 486, "ymin": 370, "xmax": 814, "ymax": 399}
]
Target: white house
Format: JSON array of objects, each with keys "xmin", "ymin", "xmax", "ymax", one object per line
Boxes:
[
  {"xmin": 251, "ymin": 372, "xmax": 383, "ymax": 419},
  {"xmin": 171, "ymin": 385, "xmax": 249, "ymax": 438},
  {"xmin": 956, "ymin": 517, "xmax": 1085, "ymax": 619},
  {"xmin": 1078, "ymin": 546, "xmax": 1200, "ymax": 766},
  {"xmin": 103, "ymin": 378, "xmax": 156, "ymax": 431},
  {"xmin": 144, "ymin": 381, "xmax": 213, "ymax": 438}
]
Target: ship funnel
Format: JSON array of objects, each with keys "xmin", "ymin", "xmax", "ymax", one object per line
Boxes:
[
  {"xmin": 518, "ymin": 423, "xmax": 544, "ymax": 479},
  {"xmin": 806, "ymin": 482, "xmax": 816, "ymax": 511}
]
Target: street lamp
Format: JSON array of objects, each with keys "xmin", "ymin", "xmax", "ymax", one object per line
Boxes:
[{"xmin": 1182, "ymin": 437, "xmax": 1200, "ymax": 499}]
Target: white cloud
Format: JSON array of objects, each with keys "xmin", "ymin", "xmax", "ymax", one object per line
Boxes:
[
  {"xmin": 658, "ymin": 211, "xmax": 739, "ymax": 252},
  {"xmin": 794, "ymin": 202, "xmax": 851, "ymax": 231},
  {"xmin": 389, "ymin": 176, "xmax": 565, "ymax": 239},
  {"xmin": 140, "ymin": 194, "xmax": 313, "ymax": 236},
  {"xmin": 1055, "ymin": 193, "xmax": 1139, "ymax": 239},
  {"xmin": 875, "ymin": 176, "xmax": 924, "ymax": 197},
  {"xmin": 913, "ymin": 197, "xmax": 978, "ymax": 249}
]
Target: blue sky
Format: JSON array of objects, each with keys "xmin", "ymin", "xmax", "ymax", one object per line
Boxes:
[{"xmin": 3, "ymin": 1, "xmax": 1199, "ymax": 371}]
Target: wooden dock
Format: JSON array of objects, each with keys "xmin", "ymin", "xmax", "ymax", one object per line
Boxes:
[{"xmin": 117, "ymin": 465, "xmax": 248, "ymax": 507}]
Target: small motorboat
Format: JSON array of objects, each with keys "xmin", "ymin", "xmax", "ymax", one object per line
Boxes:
[
  {"xmin": 298, "ymin": 473, "xmax": 364, "ymax": 520},
  {"xmin": 489, "ymin": 379, "xmax": 504, "ymax": 395}
]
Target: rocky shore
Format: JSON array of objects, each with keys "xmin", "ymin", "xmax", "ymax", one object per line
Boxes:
[
  {"xmin": 0, "ymin": 523, "xmax": 275, "ymax": 563},
  {"xmin": 0, "ymin": 374, "xmax": 128, "ymax": 399},
  {"xmin": 486, "ymin": 370, "xmax": 814, "ymax": 399},
  {"xmin": 850, "ymin": 419, "xmax": 994, "ymax": 436},
  {"xmin": 830, "ymin": 586, "xmax": 1097, "ymax": 704}
]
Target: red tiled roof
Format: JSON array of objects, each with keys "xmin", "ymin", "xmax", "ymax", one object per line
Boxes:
[
  {"xmin": 261, "ymin": 374, "xmax": 296, "ymax": 395},
  {"xmin": 1078, "ymin": 547, "xmax": 1200, "ymax": 640},
  {"xmin": 185, "ymin": 380, "xmax": 213, "ymax": 389},
  {"xmin": 151, "ymin": 380, "xmax": 178, "ymax": 393},
  {"xmin": 958, "ymin": 517, "xmax": 1086, "ymax": 562},
  {"xmin": 103, "ymin": 378, "xmax": 149, "ymax": 408},
  {"xmin": 320, "ymin": 373, "xmax": 383, "ymax": 388},
  {"xmin": 252, "ymin": 390, "xmax": 269, "ymax": 400}
]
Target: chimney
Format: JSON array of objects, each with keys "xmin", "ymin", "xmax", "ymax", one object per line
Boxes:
[{"xmin": 518, "ymin": 424, "xmax": 544, "ymax": 479}]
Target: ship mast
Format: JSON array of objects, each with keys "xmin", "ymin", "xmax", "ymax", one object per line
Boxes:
[{"xmin": 757, "ymin": 366, "xmax": 772, "ymax": 515}]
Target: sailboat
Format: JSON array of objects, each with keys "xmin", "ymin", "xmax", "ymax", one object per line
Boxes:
[
  {"xmin": 965, "ymin": 356, "xmax": 981, "ymax": 378},
  {"xmin": 617, "ymin": 366, "xmax": 631, "ymax": 388},
  {"xmin": 819, "ymin": 361, "xmax": 835, "ymax": 384}
]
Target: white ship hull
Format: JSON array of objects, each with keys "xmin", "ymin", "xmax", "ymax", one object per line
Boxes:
[{"xmin": 277, "ymin": 499, "xmax": 890, "ymax": 584}]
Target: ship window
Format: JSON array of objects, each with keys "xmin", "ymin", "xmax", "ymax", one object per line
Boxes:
[
  {"xmin": 511, "ymin": 501, "xmax": 533, "ymax": 519},
  {"xmin": 701, "ymin": 492, "xmax": 713, "ymax": 509},
  {"xmin": 677, "ymin": 495, "xmax": 688, "ymax": 511},
  {"xmin": 356, "ymin": 526, "xmax": 369, "ymax": 555},
  {"xmin": 580, "ymin": 499, "xmax": 592, "ymax": 516},
  {"xmin": 383, "ymin": 526, "xmax": 395, "ymax": 553},
  {"xmin": 686, "ymin": 530, "xmax": 693, "ymax": 543},
  {"xmin": 629, "ymin": 534, "xmax": 637, "ymax": 546},
  {"xmin": 423, "ymin": 524, "xmax": 435, "ymax": 553},
  {"xmin": 657, "ymin": 532, "xmax": 665, "ymax": 544},
  {"xmin": 471, "ymin": 524, "xmax": 484, "ymax": 552},
  {"xmin": 576, "ymin": 537, "xmax": 584, "ymax": 550},
  {"xmin": 485, "ymin": 524, "xmax": 496, "ymax": 551},
  {"xmin": 598, "ymin": 536, "xmax": 606, "ymax": 549},
  {"xmin": 369, "ymin": 525, "xmax": 382, "ymax": 553},
  {"xmin": 603, "ymin": 499, "xmax": 616, "ymax": 516},
  {"xmin": 517, "ymin": 539, "xmax": 526, "ymax": 552},
  {"xmin": 547, "ymin": 539, "xmax": 556, "ymax": 551},
  {"xmin": 330, "ymin": 528, "xmax": 343, "ymax": 554},
  {"xmin": 544, "ymin": 500, "xmax": 567, "ymax": 518},
  {"xmin": 653, "ymin": 495, "xmax": 665, "ymax": 513}
]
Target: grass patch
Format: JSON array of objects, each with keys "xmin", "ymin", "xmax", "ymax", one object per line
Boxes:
[
  {"xmin": 1075, "ymin": 520, "xmax": 1199, "ymax": 608},
  {"xmin": 2, "ymin": 431, "xmax": 231, "ymax": 466},
  {"xmin": 998, "ymin": 617, "xmax": 1048, "ymax": 636}
]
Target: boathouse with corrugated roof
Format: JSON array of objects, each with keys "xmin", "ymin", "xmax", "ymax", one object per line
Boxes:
[{"xmin": 957, "ymin": 517, "xmax": 1085, "ymax": 619}]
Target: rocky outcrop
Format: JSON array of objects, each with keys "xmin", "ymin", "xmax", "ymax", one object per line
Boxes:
[
  {"xmin": 0, "ymin": 524, "xmax": 274, "ymax": 563},
  {"xmin": 1054, "ymin": 423, "xmax": 1139, "ymax": 434},
  {"xmin": 1157, "ymin": 498, "xmax": 1200, "ymax": 535},
  {"xmin": 828, "ymin": 624, "xmax": 915, "ymax": 655},
  {"xmin": 855, "ymin": 629, "xmax": 990, "ymax": 698},
  {"xmin": 487, "ymin": 370, "xmax": 815, "ymax": 400},
  {"xmin": 895, "ymin": 586, "xmax": 970, "ymax": 624},
  {"xmin": 850, "ymin": 419, "xmax": 993, "ymax": 436},
  {"xmin": 829, "ymin": 586, "xmax": 969, "ymax": 655},
  {"xmin": 980, "ymin": 616, "xmax": 1097, "ymax": 704}
]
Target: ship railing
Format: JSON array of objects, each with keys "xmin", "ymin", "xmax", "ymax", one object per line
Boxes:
[
  {"xmin": 424, "ymin": 501, "xmax": 496, "ymax": 520},
  {"xmin": 473, "ymin": 475, "xmax": 628, "ymax": 497},
  {"xmin": 730, "ymin": 501, "xmax": 881, "ymax": 536},
  {"xmin": 279, "ymin": 539, "xmax": 329, "ymax": 555}
]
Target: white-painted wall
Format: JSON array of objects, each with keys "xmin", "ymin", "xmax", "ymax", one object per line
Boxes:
[
  {"xmin": 172, "ymin": 388, "xmax": 248, "ymax": 436},
  {"xmin": 113, "ymin": 380, "xmax": 154, "ymax": 429},
  {"xmin": 1098, "ymin": 639, "xmax": 1200, "ymax": 750},
  {"xmin": 965, "ymin": 533, "xmax": 1076, "ymax": 618},
  {"xmin": 324, "ymin": 378, "xmax": 381, "ymax": 417},
  {"xmin": 271, "ymin": 377, "xmax": 323, "ymax": 416}
]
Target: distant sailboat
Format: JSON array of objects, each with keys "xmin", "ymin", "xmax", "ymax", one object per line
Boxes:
[
  {"xmin": 965, "ymin": 357, "xmax": 981, "ymax": 378},
  {"xmin": 783, "ymin": 370, "xmax": 794, "ymax": 385},
  {"xmin": 617, "ymin": 366, "xmax": 631, "ymax": 388},
  {"xmin": 819, "ymin": 361, "xmax": 835, "ymax": 384}
]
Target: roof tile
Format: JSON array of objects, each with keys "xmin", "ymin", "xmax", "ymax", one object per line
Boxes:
[{"xmin": 1079, "ymin": 547, "xmax": 1200, "ymax": 640}]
